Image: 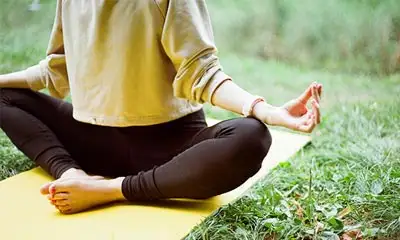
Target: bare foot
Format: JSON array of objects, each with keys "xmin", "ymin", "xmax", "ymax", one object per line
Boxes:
[
  {"xmin": 46, "ymin": 177, "xmax": 125, "ymax": 214},
  {"xmin": 40, "ymin": 168, "xmax": 104, "ymax": 195}
]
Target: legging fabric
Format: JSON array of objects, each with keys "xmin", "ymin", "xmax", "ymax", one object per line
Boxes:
[{"xmin": 0, "ymin": 88, "xmax": 272, "ymax": 201}]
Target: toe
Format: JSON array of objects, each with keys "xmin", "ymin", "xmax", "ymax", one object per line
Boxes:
[
  {"xmin": 40, "ymin": 182, "xmax": 53, "ymax": 195},
  {"xmin": 51, "ymin": 193, "xmax": 69, "ymax": 200},
  {"xmin": 57, "ymin": 205, "xmax": 72, "ymax": 214},
  {"xmin": 52, "ymin": 180, "xmax": 77, "ymax": 194},
  {"xmin": 55, "ymin": 199, "xmax": 70, "ymax": 207},
  {"xmin": 49, "ymin": 199, "xmax": 56, "ymax": 206}
]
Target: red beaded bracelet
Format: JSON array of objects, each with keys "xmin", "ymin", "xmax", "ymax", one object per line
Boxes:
[{"xmin": 242, "ymin": 96, "xmax": 265, "ymax": 117}]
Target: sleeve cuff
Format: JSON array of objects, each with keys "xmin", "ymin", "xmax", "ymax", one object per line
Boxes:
[{"xmin": 200, "ymin": 70, "xmax": 232, "ymax": 105}]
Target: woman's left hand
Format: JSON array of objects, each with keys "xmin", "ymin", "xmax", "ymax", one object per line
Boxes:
[{"xmin": 254, "ymin": 82, "xmax": 323, "ymax": 133}]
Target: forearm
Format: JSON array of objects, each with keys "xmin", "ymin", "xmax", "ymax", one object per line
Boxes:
[
  {"xmin": 210, "ymin": 80, "xmax": 278, "ymax": 124},
  {"xmin": 0, "ymin": 70, "xmax": 30, "ymax": 88}
]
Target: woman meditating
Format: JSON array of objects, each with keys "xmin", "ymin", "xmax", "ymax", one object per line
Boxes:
[{"xmin": 0, "ymin": 0, "xmax": 322, "ymax": 214}]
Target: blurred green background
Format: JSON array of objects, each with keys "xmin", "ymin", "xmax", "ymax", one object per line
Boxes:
[{"xmin": 210, "ymin": 0, "xmax": 400, "ymax": 75}]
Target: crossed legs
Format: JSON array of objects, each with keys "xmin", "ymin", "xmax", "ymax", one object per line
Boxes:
[{"xmin": 0, "ymin": 88, "xmax": 272, "ymax": 214}]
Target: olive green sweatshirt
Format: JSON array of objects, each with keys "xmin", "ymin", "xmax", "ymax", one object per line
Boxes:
[{"xmin": 24, "ymin": 0, "xmax": 231, "ymax": 126}]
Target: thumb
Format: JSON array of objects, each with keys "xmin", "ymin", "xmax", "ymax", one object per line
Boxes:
[{"xmin": 298, "ymin": 82, "xmax": 317, "ymax": 104}]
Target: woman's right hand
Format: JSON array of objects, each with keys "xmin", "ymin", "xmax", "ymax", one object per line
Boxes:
[{"xmin": 254, "ymin": 82, "xmax": 322, "ymax": 133}]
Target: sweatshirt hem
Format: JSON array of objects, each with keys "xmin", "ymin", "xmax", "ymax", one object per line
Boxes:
[{"xmin": 72, "ymin": 105, "xmax": 204, "ymax": 127}]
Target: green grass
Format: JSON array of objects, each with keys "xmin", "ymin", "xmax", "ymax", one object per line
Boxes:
[
  {"xmin": 190, "ymin": 100, "xmax": 400, "ymax": 239},
  {"xmin": 1, "ymin": 1, "xmax": 400, "ymax": 239}
]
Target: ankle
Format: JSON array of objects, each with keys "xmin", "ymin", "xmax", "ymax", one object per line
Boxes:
[
  {"xmin": 60, "ymin": 168, "xmax": 88, "ymax": 179},
  {"xmin": 108, "ymin": 177, "xmax": 126, "ymax": 201}
]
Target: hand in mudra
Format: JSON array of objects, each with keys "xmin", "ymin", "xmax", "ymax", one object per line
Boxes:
[{"xmin": 264, "ymin": 82, "xmax": 322, "ymax": 133}]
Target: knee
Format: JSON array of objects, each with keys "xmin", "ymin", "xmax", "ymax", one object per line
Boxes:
[
  {"xmin": 207, "ymin": 118, "xmax": 272, "ymax": 195},
  {"xmin": 235, "ymin": 117, "xmax": 272, "ymax": 158},
  {"xmin": 225, "ymin": 118, "xmax": 272, "ymax": 170}
]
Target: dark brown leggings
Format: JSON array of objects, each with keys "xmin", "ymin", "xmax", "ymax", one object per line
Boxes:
[{"xmin": 0, "ymin": 88, "xmax": 272, "ymax": 201}]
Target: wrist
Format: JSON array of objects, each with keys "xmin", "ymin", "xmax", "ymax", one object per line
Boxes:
[{"xmin": 252, "ymin": 101, "xmax": 279, "ymax": 125}]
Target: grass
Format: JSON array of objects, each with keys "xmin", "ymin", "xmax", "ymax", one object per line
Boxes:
[
  {"xmin": 1, "ymin": 0, "xmax": 400, "ymax": 239},
  {"xmin": 190, "ymin": 100, "xmax": 400, "ymax": 239}
]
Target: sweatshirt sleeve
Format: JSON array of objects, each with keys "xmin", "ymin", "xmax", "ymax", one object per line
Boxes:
[
  {"xmin": 24, "ymin": 0, "xmax": 69, "ymax": 99},
  {"xmin": 160, "ymin": 0, "xmax": 231, "ymax": 104}
]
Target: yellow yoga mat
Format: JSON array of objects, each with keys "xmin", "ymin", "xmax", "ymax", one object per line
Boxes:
[{"xmin": 0, "ymin": 119, "xmax": 310, "ymax": 240}]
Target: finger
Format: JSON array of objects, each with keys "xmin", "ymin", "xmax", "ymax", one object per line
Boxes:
[
  {"xmin": 312, "ymin": 84, "xmax": 320, "ymax": 104},
  {"xmin": 312, "ymin": 99, "xmax": 321, "ymax": 124},
  {"xmin": 300, "ymin": 110, "xmax": 313, "ymax": 121},
  {"xmin": 317, "ymin": 84, "xmax": 323, "ymax": 99},
  {"xmin": 307, "ymin": 112, "xmax": 313, "ymax": 120},
  {"xmin": 291, "ymin": 111, "xmax": 312, "ymax": 132},
  {"xmin": 296, "ymin": 110, "xmax": 316, "ymax": 132},
  {"xmin": 307, "ymin": 113, "xmax": 315, "ymax": 124},
  {"xmin": 298, "ymin": 118, "xmax": 316, "ymax": 133},
  {"xmin": 298, "ymin": 82, "xmax": 317, "ymax": 104}
]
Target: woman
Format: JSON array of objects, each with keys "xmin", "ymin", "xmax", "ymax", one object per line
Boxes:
[{"xmin": 0, "ymin": 0, "xmax": 322, "ymax": 214}]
